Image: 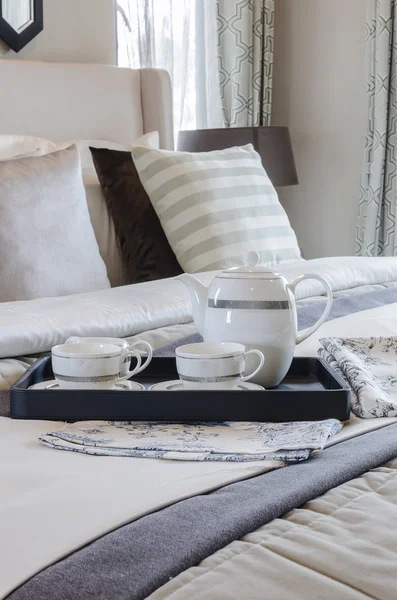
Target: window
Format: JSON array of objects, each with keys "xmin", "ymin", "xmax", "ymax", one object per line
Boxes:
[{"xmin": 117, "ymin": 0, "xmax": 223, "ymax": 142}]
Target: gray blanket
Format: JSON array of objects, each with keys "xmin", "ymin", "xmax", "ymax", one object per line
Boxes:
[{"xmin": 6, "ymin": 285, "xmax": 397, "ymax": 599}]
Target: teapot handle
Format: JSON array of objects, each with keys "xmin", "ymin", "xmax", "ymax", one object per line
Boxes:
[{"xmin": 288, "ymin": 274, "xmax": 333, "ymax": 345}]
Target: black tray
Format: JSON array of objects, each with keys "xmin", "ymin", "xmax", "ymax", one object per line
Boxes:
[{"xmin": 10, "ymin": 356, "xmax": 351, "ymax": 422}]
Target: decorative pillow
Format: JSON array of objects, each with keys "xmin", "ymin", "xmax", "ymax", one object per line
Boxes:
[
  {"xmin": 90, "ymin": 148, "xmax": 183, "ymax": 284},
  {"xmin": 0, "ymin": 146, "xmax": 110, "ymax": 302},
  {"xmin": 0, "ymin": 132, "xmax": 160, "ymax": 288},
  {"xmin": 130, "ymin": 144, "xmax": 302, "ymax": 273}
]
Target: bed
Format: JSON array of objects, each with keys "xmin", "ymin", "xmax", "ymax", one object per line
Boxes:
[{"xmin": 1, "ymin": 59, "xmax": 397, "ymax": 600}]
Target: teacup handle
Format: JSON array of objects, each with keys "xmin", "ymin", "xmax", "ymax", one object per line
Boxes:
[
  {"xmin": 288, "ymin": 274, "xmax": 333, "ymax": 344},
  {"xmin": 117, "ymin": 341, "xmax": 153, "ymax": 381},
  {"xmin": 241, "ymin": 349, "xmax": 265, "ymax": 382}
]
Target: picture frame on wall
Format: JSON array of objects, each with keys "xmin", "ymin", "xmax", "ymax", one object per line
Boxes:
[{"xmin": 0, "ymin": 0, "xmax": 43, "ymax": 53}]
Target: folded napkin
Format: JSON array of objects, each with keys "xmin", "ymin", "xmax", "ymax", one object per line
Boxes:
[
  {"xmin": 40, "ymin": 419, "xmax": 341, "ymax": 462},
  {"xmin": 319, "ymin": 336, "xmax": 397, "ymax": 418}
]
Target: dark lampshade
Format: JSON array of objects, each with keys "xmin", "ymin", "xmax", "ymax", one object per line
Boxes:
[{"xmin": 177, "ymin": 126, "xmax": 298, "ymax": 187}]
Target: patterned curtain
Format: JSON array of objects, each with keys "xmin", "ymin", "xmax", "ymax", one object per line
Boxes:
[
  {"xmin": 216, "ymin": 0, "xmax": 274, "ymax": 127},
  {"xmin": 357, "ymin": 0, "xmax": 397, "ymax": 256}
]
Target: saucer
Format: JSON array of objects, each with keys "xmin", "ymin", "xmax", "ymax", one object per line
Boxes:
[
  {"xmin": 149, "ymin": 380, "xmax": 265, "ymax": 391},
  {"xmin": 29, "ymin": 380, "xmax": 145, "ymax": 391}
]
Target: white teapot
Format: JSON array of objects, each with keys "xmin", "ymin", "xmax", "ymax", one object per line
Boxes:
[{"xmin": 177, "ymin": 251, "xmax": 333, "ymax": 387}]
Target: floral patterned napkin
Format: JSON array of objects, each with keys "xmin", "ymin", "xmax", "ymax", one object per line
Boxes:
[
  {"xmin": 319, "ymin": 337, "xmax": 397, "ymax": 418},
  {"xmin": 40, "ymin": 419, "xmax": 341, "ymax": 463}
]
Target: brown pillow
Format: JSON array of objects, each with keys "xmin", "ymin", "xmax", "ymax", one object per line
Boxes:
[{"xmin": 90, "ymin": 147, "xmax": 183, "ymax": 284}]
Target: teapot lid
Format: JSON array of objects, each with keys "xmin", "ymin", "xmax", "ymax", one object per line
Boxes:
[{"xmin": 217, "ymin": 251, "xmax": 282, "ymax": 280}]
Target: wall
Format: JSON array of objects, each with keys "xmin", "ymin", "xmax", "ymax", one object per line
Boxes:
[
  {"xmin": 0, "ymin": 0, "xmax": 116, "ymax": 64},
  {"xmin": 272, "ymin": 0, "xmax": 367, "ymax": 258}
]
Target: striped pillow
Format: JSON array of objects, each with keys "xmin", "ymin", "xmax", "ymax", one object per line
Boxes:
[{"xmin": 130, "ymin": 144, "xmax": 301, "ymax": 273}]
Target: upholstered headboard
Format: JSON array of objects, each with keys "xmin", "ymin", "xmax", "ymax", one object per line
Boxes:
[{"xmin": 0, "ymin": 60, "xmax": 174, "ymax": 149}]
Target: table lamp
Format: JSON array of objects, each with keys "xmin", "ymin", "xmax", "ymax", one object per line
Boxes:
[{"xmin": 177, "ymin": 126, "xmax": 298, "ymax": 187}]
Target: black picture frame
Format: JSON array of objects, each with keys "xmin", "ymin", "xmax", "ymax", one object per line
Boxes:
[{"xmin": 0, "ymin": 0, "xmax": 43, "ymax": 53}]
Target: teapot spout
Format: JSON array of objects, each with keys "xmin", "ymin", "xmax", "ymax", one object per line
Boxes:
[{"xmin": 177, "ymin": 273, "xmax": 208, "ymax": 337}]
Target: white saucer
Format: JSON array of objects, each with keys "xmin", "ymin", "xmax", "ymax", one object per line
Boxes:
[
  {"xmin": 149, "ymin": 380, "xmax": 265, "ymax": 391},
  {"xmin": 29, "ymin": 380, "xmax": 145, "ymax": 391}
]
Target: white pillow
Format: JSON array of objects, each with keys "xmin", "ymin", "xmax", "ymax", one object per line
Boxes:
[
  {"xmin": 0, "ymin": 134, "xmax": 44, "ymax": 161},
  {"xmin": 0, "ymin": 146, "xmax": 110, "ymax": 302},
  {"xmin": 0, "ymin": 131, "xmax": 160, "ymax": 170},
  {"xmin": 0, "ymin": 132, "xmax": 160, "ymax": 288},
  {"xmin": 131, "ymin": 144, "xmax": 302, "ymax": 273}
]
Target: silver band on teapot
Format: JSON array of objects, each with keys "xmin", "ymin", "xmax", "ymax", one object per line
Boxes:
[{"xmin": 208, "ymin": 299, "xmax": 290, "ymax": 310}]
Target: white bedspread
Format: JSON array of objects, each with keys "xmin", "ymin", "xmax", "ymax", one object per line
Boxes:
[
  {"xmin": 0, "ymin": 255, "xmax": 397, "ymax": 390},
  {"xmin": 1, "ymin": 256, "xmax": 397, "ymax": 360},
  {"xmin": 2, "ymin": 256, "xmax": 397, "ymax": 598}
]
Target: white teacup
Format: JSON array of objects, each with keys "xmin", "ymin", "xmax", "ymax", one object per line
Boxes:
[
  {"xmin": 52, "ymin": 341, "xmax": 153, "ymax": 389},
  {"xmin": 66, "ymin": 336, "xmax": 138, "ymax": 376},
  {"xmin": 175, "ymin": 342, "xmax": 265, "ymax": 390}
]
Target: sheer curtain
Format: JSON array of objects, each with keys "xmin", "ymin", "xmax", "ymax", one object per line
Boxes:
[{"xmin": 117, "ymin": 0, "xmax": 224, "ymax": 141}]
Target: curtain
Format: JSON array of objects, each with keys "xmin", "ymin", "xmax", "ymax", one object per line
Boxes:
[
  {"xmin": 216, "ymin": 0, "xmax": 274, "ymax": 127},
  {"xmin": 117, "ymin": 0, "xmax": 223, "ymax": 139},
  {"xmin": 357, "ymin": 0, "xmax": 397, "ymax": 256}
]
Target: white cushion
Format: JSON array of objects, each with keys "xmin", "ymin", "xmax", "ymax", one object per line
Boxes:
[
  {"xmin": 0, "ymin": 134, "xmax": 44, "ymax": 161},
  {"xmin": 0, "ymin": 146, "xmax": 110, "ymax": 302},
  {"xmin": 130, "ymin": 144, "xmax": 302, "ymax": 272},
  {"xmin": 0, "ymin": 132, "xmax": 160, "ymax": 287},
  {"xmin": 0, "ymin": 131, "xmax": 160, "ymax": 169}
]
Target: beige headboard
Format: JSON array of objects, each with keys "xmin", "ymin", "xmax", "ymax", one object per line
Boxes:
[{"xmin": 0, "ymin": 60, "xmax": 174, "ymax": 149}]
